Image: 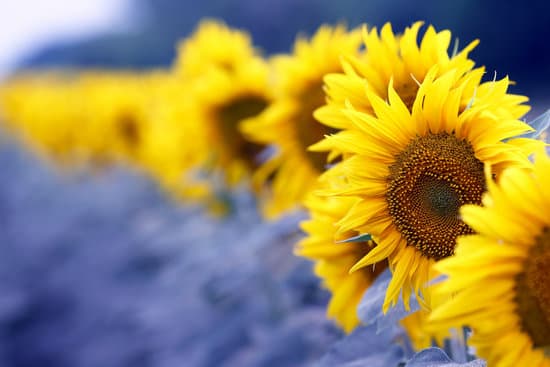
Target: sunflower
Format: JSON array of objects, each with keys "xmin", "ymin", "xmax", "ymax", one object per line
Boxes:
[
  {"xmin": 77, "ymin": 71, "xmax": 167, "ymax": 165},
  {"xmin": 316, "ymin": 66, "xmax": 543, "ymax": 313},
  {"xmin": 400, "ymin": 294, "xmax": 459, "ymax": 351},
  {"xmin": 0, "ymin": 71, "xmax": 166, "ymax": 167},
  {"xmin": 313, "ymin": 22, "xmax": 491, "ymax": 134},
  {"xmin": 430, "ymin": 153, "xmax": 550, "ymax": 367},
  {"xmin": 296, "ymin": 181, "xmax": 450, "ymax": 342},
  {"xmin": 0, "ymin": 72, "xmax": 83, "ymax": 163},
  {"xmin": 312, "ymin": 22, "xmax": 530, "ymax": 177},
  {"xmin": 137, "ymin": 73, "xmax": 220, "ymax": 210},
  {"xmin": 295, "ymin": 175, "xmax": 388, "ymax": 332},
  {"xmin": 240, "ymin": 25, "xmax": 362, "ymax": 219},
  {"xmin": 173, "ymin": 20, "xmax": 272, "ymax": 189},
  {"xmin": 174, "ymin": 19, "xmax": 259, "ymax": 80}
]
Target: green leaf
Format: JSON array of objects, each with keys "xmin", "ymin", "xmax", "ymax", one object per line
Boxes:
[{"xmin": 337, "ymin": 233, "xmax": 372, "ymax": 243}]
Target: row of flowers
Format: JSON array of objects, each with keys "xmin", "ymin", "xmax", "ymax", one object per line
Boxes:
[{"xmin": 1, "ymin": 19, "xmax": 549, "ymax": 366}]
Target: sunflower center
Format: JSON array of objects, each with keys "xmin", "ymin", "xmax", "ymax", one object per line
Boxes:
[
  {"xmin": 216, "ymin": 95, "xmax": 268, "ymax": 167},
  {"xmin": 420, "ymin": 177, "xmax": 461, "ymax": 217},
  {"xmin": 394, "ymin": 79, "xmax": 420, "ymax": 111},
  {"xmin": 515, "ymin": 227, "xmax": 550, "ymax": 349},
  {"xmin": 387, "ymin": 132, "xmax": 485, "ymax": 260},
  {"xmin": 117, "ymin": 112, "xmax": 140, "ymax": 147},
  {"xmin": 295, "ymin": 82, "xmax": 338, "ymax": 172}
]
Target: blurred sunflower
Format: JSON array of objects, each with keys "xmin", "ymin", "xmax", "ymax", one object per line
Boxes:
[
  {"xmin": 318, "ymin": 66, "xmax": 542, "ymax": 313},
  {"xmin": 0, "ymin": 71, "xmax": 166, "ymax": 168},
  {"xmin": 137, "ymin": 74, "xmax": 221, "ymax": 211},
  {"xmin": 401, "ymin": 308, "xmax": 451, "ymax": 351},
  {"xmin": 175, "ymin": 19, "xmax": 260, "ymax": 79},
  {"xmin": 240, "ymin": 25, "xmax": 362, "ymax": 219},
  {"xmin": 0, "ymin": 73, "xmax": 82, "ymax": 163},
  {"xmin": 78, "ymin": 71, "xmax": 165, "ymax": 165},
  {"xmin": 430, "ymin": 153, "xmax": 550, "ymax": 367},
  {"xmin": 173, "ymin": 20, "xmax": 272, "ymax": 188},
  {"xmin": 295, "ymin": 181, "xmax": 387, "ymax": 333}
]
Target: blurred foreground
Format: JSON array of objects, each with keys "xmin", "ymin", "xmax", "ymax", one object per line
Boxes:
[{"xmin": 0, "ymin": 135, "xmax": 342, "ymax": 367}]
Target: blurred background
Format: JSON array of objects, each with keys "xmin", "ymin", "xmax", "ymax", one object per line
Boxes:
[
  {"xmin": 0, "ymin": 1, "xmax": 548, "ymax": 366},
  {"xmin": 3, "ymin": 0, "xmax": 549, "ymax": 113}
]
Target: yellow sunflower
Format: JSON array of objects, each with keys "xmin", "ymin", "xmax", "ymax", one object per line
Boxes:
[
  {"xmin": 400, "ymin": 306, "xmax": 455, "ymax": 351},
  {"xmin": 313, "ymin": 21, "xmax": 490, "ymax": 134},
  {"xmin": 430, "ymin": 153, "xmax": 550, "ymax": 367},
  {"xmin": 137, "ymin": 73, "xmax": 220, "ymax": 210},
  {"xmin": 317, "ymin": 66, "xmax": 543, "ymax": 313},
  {"xmin": 296, "ymin": 170, "xmax": 447, "ymax": 344},
  {"xmin": 174, "ymin": 19, "xmax": 259, "ymax": 79},
  {"xmin": 240, "ymin": 24, "xmax": 362, "ymax": 219},
  {"xmin": 173, "ymin": 20, "xmax": 272, "ymax": 188},
  {"xmin": 0, "ymin": 70, "xmax": 167, "ymax": 168},
  {"xmin": 77, "ymin": 70, "xmax": 166, "ymax": 165},
  {"xmin": 0, "ymin": 72, "xmax": 83, "ymax": 163},
  {"xmin": 295, "ymin": 179, "xmax": 388, "ymax": 332}
]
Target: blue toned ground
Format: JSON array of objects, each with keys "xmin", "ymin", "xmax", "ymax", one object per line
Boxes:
[
  {"xmin": 0, "ymin": 136, "xmax": 488, "ymax": 367},
  {"xmin": 0, "ymin": 136, "xmax": 341, "ymax": 367}
]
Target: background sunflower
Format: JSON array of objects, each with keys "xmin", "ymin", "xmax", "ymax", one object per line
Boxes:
[
  {"xmin": 0, "ymin": 73, "xmax": 83, "ymax": 164},
  {"xmin": 0, "ymin": 71, "xmax": 167, "ymax": 167},
  {"xmin": 173, "ymin": 20, "xmax": 273, "ymax": 192},
  {"xmin": 240, "ymin": 24, "xmax": 362, "ymax": 219}
]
